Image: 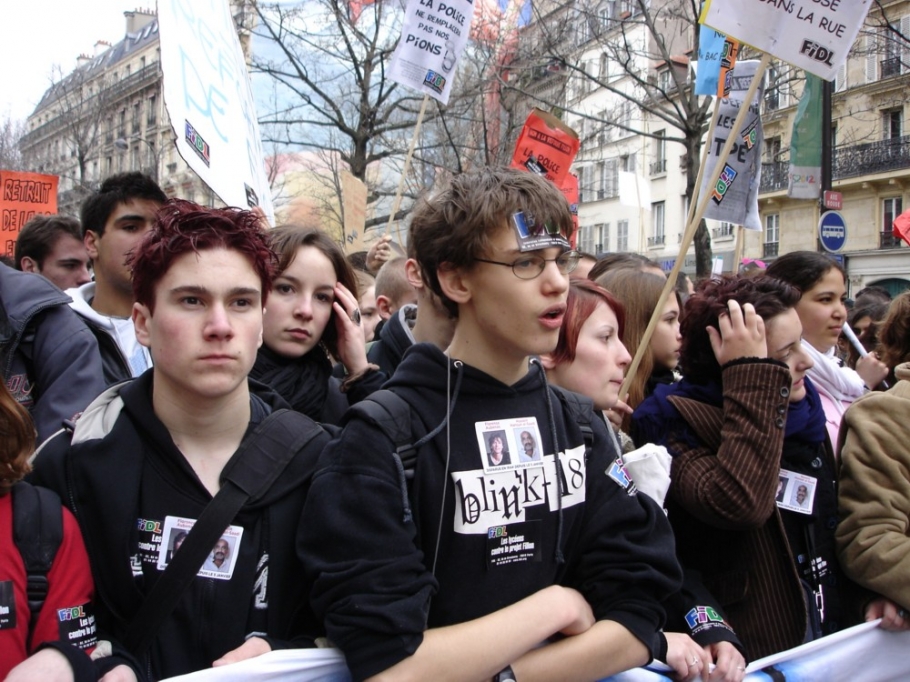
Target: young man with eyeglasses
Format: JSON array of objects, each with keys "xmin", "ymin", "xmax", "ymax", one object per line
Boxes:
[{"xmin": 300, "ymin": 168, "xmax": 682, "ymax": 682}]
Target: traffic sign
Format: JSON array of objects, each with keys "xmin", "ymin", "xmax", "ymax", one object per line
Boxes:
[
  {"xmin": 818, "ymin": 211, "xmax": 847, "ymax": 253},
  {"xmin": 824, "ymin": 191, "xmax": 843, "ymax": 211}
]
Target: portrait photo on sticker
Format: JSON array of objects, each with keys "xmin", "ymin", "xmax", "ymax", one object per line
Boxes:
[
  {"xmin": 484, "ymin": 429, "xmax": 511, "ymax": 468},
  {"xmin": 514, "ymin": 427, "xmax": 542, "ymax": 463}
]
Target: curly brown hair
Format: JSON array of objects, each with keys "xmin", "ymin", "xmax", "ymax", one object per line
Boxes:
[{"xmin": 680, "ymin": 276, "xmax": 801, "ymax": 385}]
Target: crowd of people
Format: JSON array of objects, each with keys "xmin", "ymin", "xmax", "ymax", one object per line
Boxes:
[{"xmin": 1, "ymin": 167, "xmax": 909, "ymax": 682}]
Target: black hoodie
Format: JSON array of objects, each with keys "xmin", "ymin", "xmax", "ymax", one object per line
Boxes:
[
  {"xmin": 301, "ymin": 343, "xmax": 683, "ymax": 681},
  {"xmin": 31, "ymin": 371, "xmax": 331, "ymax": 681}
]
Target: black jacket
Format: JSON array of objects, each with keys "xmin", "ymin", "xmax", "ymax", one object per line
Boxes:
[
  {"xmin": 0, "ymin": 264, "xmax": 106, "ymax": 442},
  {"xmin": 300, "ymin": 343, "xmax": 682, "ymax": 681},
  {"xmin": 31, "ymin": 372, "xmax": 331, "ymax": 681},
  {"xmin": 366, "ymin": 304, "xmax": 416, "ymax": 376}
]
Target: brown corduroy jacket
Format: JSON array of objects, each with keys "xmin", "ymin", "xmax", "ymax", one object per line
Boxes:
[{"xmin": 664, "ymin": 360, "xmax": 808, "ymax": 662}]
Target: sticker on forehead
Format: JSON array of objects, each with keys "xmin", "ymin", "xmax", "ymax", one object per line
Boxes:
[
  {"xmin": 476, "ymin": 417, "xmax": 543, "ymax": 473},
  {"xmin": 512, "ymin": 211, "xmax": 570, "ymax": 253}
]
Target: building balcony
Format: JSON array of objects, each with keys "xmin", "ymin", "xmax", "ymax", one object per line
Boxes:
[
  {"xmin": 880, "ymin": 231, "xmax": 906, "ymax": 249},
  {"xmin": 713, "ymin": 224, "xmax": 735, "ymax": 240},
  {"xmin": 760, "ymin": 136, "xmax": 910, "ymax": 194},
  {"xmin": 881, "ymin": 57, "xmax": 901, "ymax": 79},
  {"xmin": 760, "ymin": 162, "xmax": 788, "ymax": 193},
  {"xmin": 834, "ymin": 135, "xmax": 910, "ymax": 180},
  {"xmin": 763, "ymin": 242, "xmax": 780, "ymax": 258},
  {"xmin": 650, "ymin": 159, "xmax": 667, "ymax": 176},
  {"xmin": 648, "ymin": 235, "xmax": 666, "ymax": 247}
]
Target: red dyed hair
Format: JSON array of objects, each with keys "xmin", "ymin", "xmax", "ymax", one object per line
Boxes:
[
  {"xmin": 131, "ymin": 199, "xmax": 277, "ymax": 311},
  {"xmin": 549, "ymin": 279, "xmax": 625, "ymax": 365}
]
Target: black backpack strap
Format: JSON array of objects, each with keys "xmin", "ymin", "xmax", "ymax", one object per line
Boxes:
[
  {"xmin": 550, "ymin": 385, "xmax": 596, "ymax": 455},
  {"xmin": 347, "ymin": 389, "xmax": 418, "ymax": 521},
  {"xmin": 123, "ymin": 409, "xmax": 324, "ymax": 658},
  {"xmin": 11, "ymin": 481, "xmax": 64, "ymax": 647}
]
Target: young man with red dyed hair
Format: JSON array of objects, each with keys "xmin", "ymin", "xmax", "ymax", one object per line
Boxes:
[{"xmin": 30, "ymin": 200, "xmax": 331, "ymax": 681}]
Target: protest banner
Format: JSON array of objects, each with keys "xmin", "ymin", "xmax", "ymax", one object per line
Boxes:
[
  {"xmin": 618, "ymin": 52, "xmax": 770, "ymax": 402},
  {"xmin": 699, "ymin": 60, "xmax": 764, "ymax": 231},
  {"xmin": 162, "ymin": 647, "xmax": 350, "ymax": 681},
  {"xmin": 695, "ymin": 26, "xmax": 740, "ymax": 98},
  {"xmin": 602, "ymin": 620, "xmax": 910, "ymax": 682},
  {"xmin": 559, "ymin": 172, "xmax": 579, "ymax": 248},
  {"xmin": 341, "ymin": 170, "xmax": 369, "ymax": 254},
  {"xmin": 510, "ymin": 109, "xmax": 580, "ymax": 188},
  {"xmin": 788, "ymin": 72, "xmax": 823, "ymax": 199},
  {"xmin": 157, "ymin": 0, "xmax": 275, "ymax": 222},
  {"xmin": 0, "ymin": 170, "xmax": 58, "ymax": 259},
  {"xmin": 701, "ymin": 0, "xmax": 873, "ymax": 81},
  {"xmin": 387, "ymin": 0, "xmax": 478, "ymax": 105}
]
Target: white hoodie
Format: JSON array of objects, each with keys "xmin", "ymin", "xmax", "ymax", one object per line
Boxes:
[{"xmin": 67, "ymin": 282, "xmax": 152, "ymax": 377}]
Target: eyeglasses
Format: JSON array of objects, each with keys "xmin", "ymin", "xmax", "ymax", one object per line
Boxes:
[{"xmin": 475, "ymin": 250, "xmax": 580, "ymax": 280}]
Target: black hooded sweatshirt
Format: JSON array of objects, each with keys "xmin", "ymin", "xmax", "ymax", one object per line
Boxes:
[
  {"xmin": 300, "ymin": 343, "xmax": 683, "ymax": 681},
  {"xmin": 31, "ymin": 371, "xmax": 331, "ymax": 681}
]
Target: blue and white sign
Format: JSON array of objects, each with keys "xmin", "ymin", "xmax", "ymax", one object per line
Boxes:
[
  {"xmin": 158, "ymin": 0, "xmax": 275, "ymax": 223},
  {"xmin": 818, "ymin": 210, "xmax": 847, "ymax": 253}
]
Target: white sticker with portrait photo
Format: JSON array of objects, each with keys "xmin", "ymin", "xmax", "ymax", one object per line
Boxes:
[
  {"xmin": 776, "ymin": 469, "xmax": 817, "ymax": 515},
  {"xmin": 157, "ymin": 515, "xmax": 244, "ymax": 580},
  {"xmin": 475, "ymin": 417, "xmax": 543, "ymax": 473}
]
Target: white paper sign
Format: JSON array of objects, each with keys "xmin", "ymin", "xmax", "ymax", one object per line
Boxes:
[
  {"xmin": 388, "ymin": 0, "xmax": 477, "ymax": 104},
  {"xmin": 701, "ymin": 0, "xmax": 873, "ymax": 81},
  {"xmin": 158, "ymin": 0, "xmax": 275, "ymax": 222}
]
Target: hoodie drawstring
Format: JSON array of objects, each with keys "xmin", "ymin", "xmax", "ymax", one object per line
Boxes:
[{"xmin": 532, "ymin": 359, "xmax": 566, "ymax": 565}]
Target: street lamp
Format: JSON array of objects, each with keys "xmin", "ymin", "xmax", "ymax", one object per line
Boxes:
[{"xmin": 114, "ymin": 136, "xmax": 161, "ymax": 182}]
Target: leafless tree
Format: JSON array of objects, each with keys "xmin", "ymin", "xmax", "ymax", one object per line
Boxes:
[
  {"xmin": 0, "ymin": 114, "xmax": 27, "ymax": 171},
  {"xmin": 498, "ymin": 0, "xmax": 720, "ymax": 275}
]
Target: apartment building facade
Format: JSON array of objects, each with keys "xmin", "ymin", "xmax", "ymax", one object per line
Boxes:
[{"xmin": 20, "ymin": 4, "xmax": 256, "ymax": 217}]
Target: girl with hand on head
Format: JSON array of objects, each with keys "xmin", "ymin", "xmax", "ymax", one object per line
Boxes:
[
  {"xmin": 632, "ymin": 276, "xmax": 896, "ymax": 662},
  {"xmin": 766, "ymin": 252, "xmax": 888, "ymax": 446},
  {"xmin": 542, "ymin": 280, "xmax": 747, "ymax": 682},
  {"xmin": 251, "ymin": 225, "xmax": 384, "ymax": 425}
]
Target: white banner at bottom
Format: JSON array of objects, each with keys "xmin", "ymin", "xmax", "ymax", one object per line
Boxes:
[
  {"xmin": 603, "ymin": 620, "xmax": 910, "ymax": 682},
  {"xmin": 161, "ymin": 620, "xmax": 910, "ymax": 682}
]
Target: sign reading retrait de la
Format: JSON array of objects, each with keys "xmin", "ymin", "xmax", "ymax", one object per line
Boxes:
[
  {"xmin": 388, "ymin": 0, "xmax": 477, "ymax": 105},
  {"xmin": 701, "ymin": 0, "xmax": 873, "ymax": 80},
  {"xmin": 158, "ymin": 0, "xmax": 275, "ymax": 222}
]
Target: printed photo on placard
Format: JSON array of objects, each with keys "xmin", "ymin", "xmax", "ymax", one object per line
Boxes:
[
  {"xmin": 476, "ymin": 417, "xmax": 543, "ymax": 473},
  {"xmin": 776, "ymin": 469, "xmax": 817, "ymax": 515},
  {"xmin": 157, "ymin": 515, "xmax": 244, "ymax": 580}
]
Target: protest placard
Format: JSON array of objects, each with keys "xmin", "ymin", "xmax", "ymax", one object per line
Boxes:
[
  {"xmin": 559, "ymin": 172, "xmax": 579, "ymax": 248},
  {"xmin": 699, "ymin": 60, "xmax": 764, "ymax": 230},
  {"xmin": 510, "ymin": 109, "xmax": 580, "ymax": 188},
  {"xmin": 695, "ymin": 26, "xmax": 740, "ymax": 98},
  {"xmin": 0, "ymin": 170, "xmax": 58, "ymax": 259},
  {"xmin": 388, "ymin": 0, "xmax": 477, "ymax": 105},
  {"xmin": 701, "ymin": 0, "xmax": 873, "ymax": 81},
  {"xmin": 788, "ymin": 72, "xmax": 823, "ymax": 199},
  {"xmin": 341, "ymin": 171, "xmax": 369, "ymax": 254},
  {"xmin": 157, "ymin": 0, "xmax": 275, "ymax": 222}
]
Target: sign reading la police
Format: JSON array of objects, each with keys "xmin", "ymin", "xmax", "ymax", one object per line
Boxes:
[{"xmin": 818, "ymin": 210, "xmax": 847, "ymax": 253}]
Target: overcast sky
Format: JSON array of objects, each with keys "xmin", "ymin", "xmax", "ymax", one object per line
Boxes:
[{"xmin": 0, "ymin": 1, "xmax": 140, "ymax": 121}]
